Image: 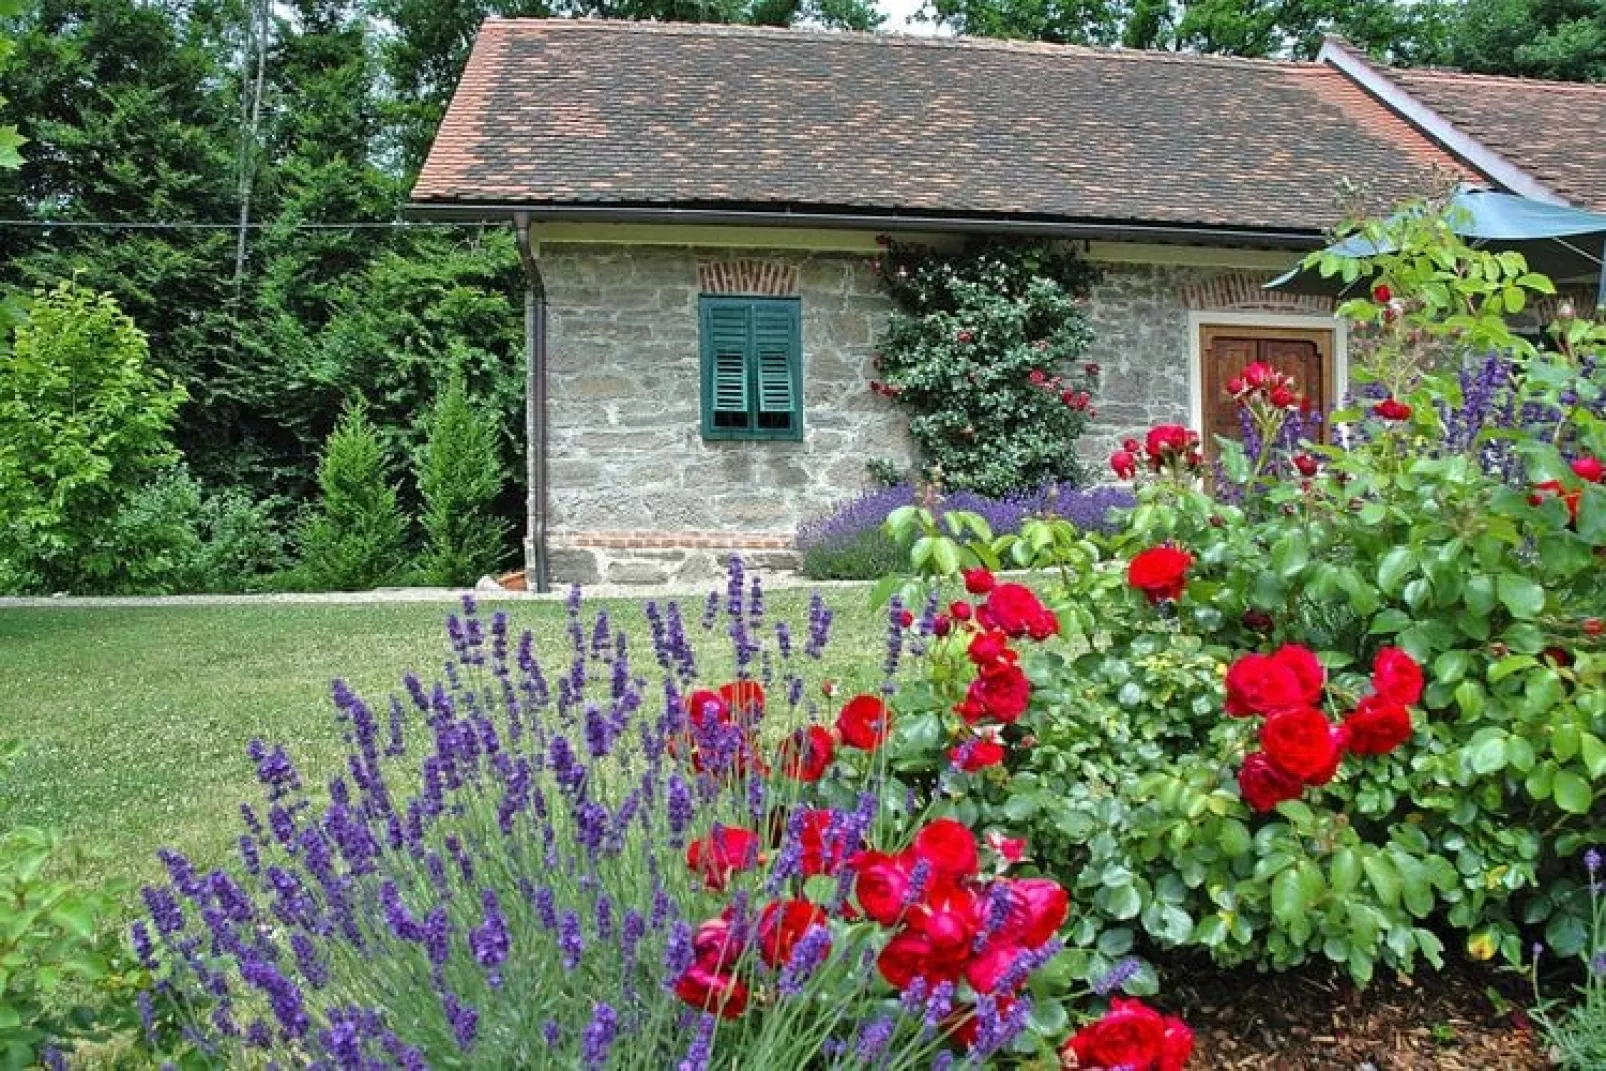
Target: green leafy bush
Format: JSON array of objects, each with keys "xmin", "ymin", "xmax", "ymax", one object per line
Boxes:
[
  {"xmin": 872, "ymin": 198, "xmax": 1606, "ymax": 989},
  {"xmin": 0, "ymin": 281, "xmax": 187, "ymax": 593},
  {"xmin": 872, "ymin": 239, "xmax": 1100, "ymax": 496},
  {"xmin": 0, "ymin": 741, "xmax": 148, "ymax": 1067},
  {"xmin": 415, "ymin": 373, "xmax": 510, "ymax": 585},
  {"xmin": 292, "ymin": 399, "xmax": 410, "ymax": 592}
]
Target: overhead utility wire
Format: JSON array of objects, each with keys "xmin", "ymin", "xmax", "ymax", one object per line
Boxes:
[{"xmin": 0, "ymin": 219, "xmax": 496, "ymax": 230}]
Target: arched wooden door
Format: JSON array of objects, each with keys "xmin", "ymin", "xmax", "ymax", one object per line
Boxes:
[{"xmin": 1199, "ymin": 323, "xmax": 1335, "ymax": 454}]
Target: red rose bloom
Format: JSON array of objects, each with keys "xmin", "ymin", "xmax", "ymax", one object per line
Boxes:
[
  {"xmin": 777, "ymin": 725, "xmax": 835, "ymax": 783},
  {"xmin": 1224, "ymin": 652, "xmax": 1307, "ymax": 717},
  {"xmin": 984, "ymin": 583, "xmax": 1051, "ymax": 639},
  {"xmin": 1145, "ymin": 424, "xmax": 1190, "ymax": 462},
  {"xmin": 1269, "ymin": 384, "xmax": 1297, "ymax": 409},
  {"xmin": 1343, "ymin": 694, "xmax": 1413, "ymax": 756},
  {"xmin": 1062, "ymin": 997, "xmax": 1168, "ymax": 1070},
  {"xmin": 673, "ymin": 965, "xmax": 749, "ymax": 1019},
  {"xmin": 718, "ymin": 680, "xmax": 765, "ymax": 720},
  {"xmin": 1027, "ymin": 608, "xmax": 1060, "ymax": 641},
  {"xmin": 1111, "ymin": 449, "xmax": 1138, "ymax": 479},
  {"xmin": 950, "ymin": 737, "xmax": 1006, "ymax": 772},
  {"xmin": 757, "ymin": 899, "xmax": 829, "ymax": 968},
  {"xmin": 963, "ymin": 568, "xmax": 997, "ymax": 595},
  {"xmin": 1374, "ymin": 397, "xmax": 1412, "ymax": 421},
  {"xmin": 966, "ymin": 941, "xmax": 1027, "ymax": 995},
  {"xmin": 1127, "ymin": 546, "xmax": 1193, "ymax": 604},
  {"xmin": 685, "ymin": 826, "xmax": 762, "ymax": 891},
  {"xmin": 1272, "ymin": 644, "xmax": 1326, "ymax": 705},
  {"xmin": 1159, "ymin": 1015, "xmax": 1195, "ymax": 1071},
  {"xmin": 684, "ymin": 689, "xmax": 728, "ymax": 727},
  {"xmin": 1572, "ymin": 456, "xmax": 1604, "ymax": 483},
  {"xmin": 1006, "ymin": 877, "xmax": 1069, "ymax": 946},
  {"xmin": 836, "ymin": 694, "xmax": 892, "ymax": 751},
  {"xmin": 796, "ymin": 808, "xmax": 846, "ymax": 877},
  {"xmin": 1370, "ymin": 647, "xmax": 1424, "ymax": 706},
  {"xmin": 1237, "ymin": 751, "xmax": 1305, "ymax": 812},
  {"xmin": 852, "ymin": 850, "xmax": 912, "ymax": 925},
  {"xmin": 876, "ymin": 929, "xmax": 956, "ymax": 990},
  {"xmin": 690, "ymin": 916, "xmax": 743, "ymax": 974},
  {"xmin": 909, "ymin": 894, "xmax": 980, "ymax": 969},
  {"xmin": 1260, "ymin": 707, "xmax": 1341, "ymax": 785},
  {"xmin": 1243, "ymin": 361, "xmax": 1274, "ymax": 389},
  {"xmin": 912, "ymin": 818, "xmax": 979, "ymax": 881},
  {"xmin": 964, "ymin": 661, "xmax": 1031, "ymax": 723},
  {"xmin": 1293, "ymin": 453, "xmax": 1319, "ymax": 477},
  {"xmin": 950, "ymin": 600, "xmax": 973, "ymax": 622},
  {"xmin": 967, "ymin": 630, "xmax": 1014, "ymax": 666}
]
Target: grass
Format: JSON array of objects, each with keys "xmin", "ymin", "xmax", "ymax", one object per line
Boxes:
[{"xmin": 0, "ymin": 586, "xmax": 883, "ymax": 901}]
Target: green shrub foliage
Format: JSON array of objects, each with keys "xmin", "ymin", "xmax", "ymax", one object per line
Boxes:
[
  {"xmin": 872, "ymin": 238, "xmax": 1100, "ymax": 496},
  {"xmin": 876, "ymin": 199, "xmax": 1606, "ymax": 987},
  {"xmin": 294, "ymin": 400, "xmax": 410, "ymax": 592},
  {"xmin": 0, "ymin": 281, "xmax": 187, "ymax": 593},
  {"xmin": 416, "ymin": 374, "xmax": 510, "ymax": 585}
]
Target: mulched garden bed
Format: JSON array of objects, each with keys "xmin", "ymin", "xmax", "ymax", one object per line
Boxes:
[{"xmin": 1168, "ymin": 955, "xmax": 1551, "ymax": 1069}]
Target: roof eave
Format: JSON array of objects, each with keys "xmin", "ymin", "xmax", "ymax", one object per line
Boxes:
[
  {"xmin": 402, "ymin": 200, "xmax": 1329, "ymax": 250},
  {"xmin": 1317, "ymin": 37, "xmax": 1568, "ymax": 207}
]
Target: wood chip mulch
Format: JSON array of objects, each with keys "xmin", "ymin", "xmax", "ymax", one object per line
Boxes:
[{"xmin": 1166, "ymin": 955, "xmax": 1552, "ymax": 1069}]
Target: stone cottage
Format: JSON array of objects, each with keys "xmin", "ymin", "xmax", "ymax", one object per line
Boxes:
[{"xmin": 407, "ymin": 20, "xmax": 1606, "ymax": 588}]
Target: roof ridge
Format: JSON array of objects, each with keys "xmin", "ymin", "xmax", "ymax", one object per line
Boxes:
[
  {"xmin": 478, "ymin": 17, "xmax": 1324, "ymax": 71},
  {"xmin": 1393, "ymin": 64, "xmax": 1606, "ymax": 94}
]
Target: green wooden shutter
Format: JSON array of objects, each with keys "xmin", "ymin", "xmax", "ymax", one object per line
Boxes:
[
  {"xmin": 752, "ymin": 301, "xmax": 800, "ymax": 437},
  {"xmin": 699, "ymin": 296, "xmax": 802, "ymax": 441},
  {"xmin": 702, "ymin": 301, "xmax": 752, "ymax": 434}
]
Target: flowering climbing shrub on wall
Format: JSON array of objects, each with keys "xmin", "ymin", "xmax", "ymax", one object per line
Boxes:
[{"xmin": 869, "ymin": 237, "xmax": 1101, "ymax": 496}]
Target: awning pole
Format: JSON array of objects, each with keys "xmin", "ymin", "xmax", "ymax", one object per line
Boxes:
[{"xmin": 1597, "ymin": 238, "xmax": 1606, "ymax": 310}]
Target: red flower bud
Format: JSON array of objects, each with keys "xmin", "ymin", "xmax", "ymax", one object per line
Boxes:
[
  {"xmin": 1110, "ymin": 450, "xmax": 1137, "ymax": 480},
  {"xmin": 1374, "ymin": 397, "xmax": 1412, "ymax": 421},
  {"xmin": 1269, "ymin": 385, "xmax": 1296, "ymax": 409},
  {"xmin": 1372, "ymin": 283, "xmax": 1392, "ymax": 304},
  {"xmin": 1571, "ymin": 456, "xmax": 1604, "ymax": 484},
  {"xmin": 1226, "ymin": 376, "xmax": 1245, "ymax": 396},
  {"xmin": 1293, "ymin": 454, "xmax": 1318, "ymax": 477},
  {"xmin": 1584, "ymin": 618, "xmax": 1603, "ymax": 637}
]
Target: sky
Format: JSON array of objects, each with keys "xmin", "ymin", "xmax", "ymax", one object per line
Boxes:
[{"xmin": 879, "ymin": 0, "xmax": 934, "ymax": 33}]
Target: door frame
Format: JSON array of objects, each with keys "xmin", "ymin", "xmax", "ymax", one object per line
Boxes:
[{"xmin": 1187, "ymin": 310, "xmax": 1348, "ymax": 438}]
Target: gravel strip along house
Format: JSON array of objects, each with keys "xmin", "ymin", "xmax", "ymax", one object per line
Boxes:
[{"xmin": 408, "ymin": 21, "xmax": 1606, "ymax": 588}]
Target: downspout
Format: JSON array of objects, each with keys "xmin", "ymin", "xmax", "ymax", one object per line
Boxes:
[{"xmin": 513, "ymin": 212, "xmax": 551, "ymax": 594}]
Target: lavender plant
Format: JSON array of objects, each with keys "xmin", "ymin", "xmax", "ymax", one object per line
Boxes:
[
  {"xmin": 798, "ymin": 483, "xmax": 1133, "ymax": 580},
  {"xmin": 131, "ymin": 564, "xmax": 1058, "ymax": 1067}
]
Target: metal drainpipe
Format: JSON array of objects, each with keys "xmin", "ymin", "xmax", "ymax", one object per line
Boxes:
[{"xmin": 513, "ymin": 212, "xmax": 551, "ymax": 594}]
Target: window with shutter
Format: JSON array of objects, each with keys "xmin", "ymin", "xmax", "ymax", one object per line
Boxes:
[{"xmin": 698, "ymin": 297, "xmax": 802, "ymax": 441}]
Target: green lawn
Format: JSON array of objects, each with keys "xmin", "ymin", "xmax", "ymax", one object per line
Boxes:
[{"xmin": 0, "ymin": 587, "xmax": 881, "ymax": 898}]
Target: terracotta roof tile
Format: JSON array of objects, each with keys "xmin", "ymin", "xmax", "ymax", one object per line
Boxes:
[
  {"xmin": 1362, "ymin": 65, "xmax": 1606, "ymax": 212},
  {"xmin": 412, "ymin": 20, "xmax": 1478, "ymax": 233}
]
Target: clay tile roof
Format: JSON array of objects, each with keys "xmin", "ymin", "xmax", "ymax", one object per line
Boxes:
[
  {"xmin": 1358, "ymin": 65, "xmax": 1606, "ymax": 212},
  {"xmin": 411, "ymin": 19, "xmax": 1479, "ymax": 234}
]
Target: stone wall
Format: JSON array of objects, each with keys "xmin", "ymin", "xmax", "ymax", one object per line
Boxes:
[
  {"xmin": 540, "ymin": 244, "xmax": 914, "ymax": 584},
  {"xmin": 537, "ymin": 245, "xmax": 1333, "ymax": 584}
]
